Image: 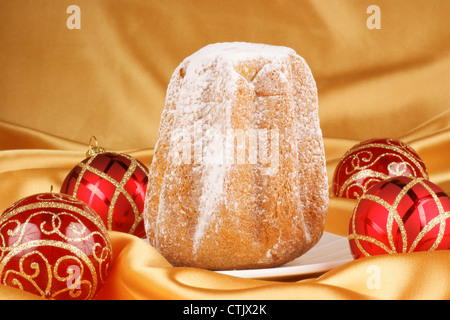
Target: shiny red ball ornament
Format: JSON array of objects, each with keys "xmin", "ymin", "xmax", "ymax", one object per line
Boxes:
[
  {"xmin": 333, "ymin": 138, "xmax": 428, "ymax": 199},
  {"xmin": 348, "ymin": 176, "xmax": 450, "ymax": 259},
  {"xmin": 60, "ymin": 138, "xmax": 149, "ymax": 238},
  {"xmin": 0, "ymin": 192, "xmax": 112, "ymax": 300}
]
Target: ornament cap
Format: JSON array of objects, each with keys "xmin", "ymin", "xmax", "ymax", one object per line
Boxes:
[{"xmin": 86, "ymin": 136, "xmax": 106, "ymax": 157}]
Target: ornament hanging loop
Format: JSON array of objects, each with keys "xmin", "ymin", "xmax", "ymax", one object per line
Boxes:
[{"xmin": 86, "ymin": 136, "xmax": 106, "ymax": 157}]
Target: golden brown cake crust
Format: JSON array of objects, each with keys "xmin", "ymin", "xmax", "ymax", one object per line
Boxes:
[{"xmin": 144, "ymin": 42, "xmax": 328, "ymax": 270}]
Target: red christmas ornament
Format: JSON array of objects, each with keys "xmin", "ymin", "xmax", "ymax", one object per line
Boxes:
[
  {"xmin": 348, "ymin": 176, "xmax": 450, "ymax": 259},
  {"xmin": 60, "ymin": 137, "xmax": 149, "ymax": 238},
  {"xmin": 0, "ymin": 192, "xmax": 112, "ymax": 300},
  {"xmin": 333, "ymin": 138, "xmax": 428, "ymax": 199}
]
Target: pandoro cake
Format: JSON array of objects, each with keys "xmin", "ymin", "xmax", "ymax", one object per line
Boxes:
[{"xmin": 143, "ymin": 42, "xmax": 328, "ymax": 270}]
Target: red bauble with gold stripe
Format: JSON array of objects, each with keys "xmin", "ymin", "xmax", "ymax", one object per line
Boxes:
[
  {"xmin": 348, "ymin": 176, "xmax": 450, "ymax": 259},
  {"xmin": 60, "ymin": 140, "xmax": 149, "ymax": 238},
  {"xmin": 0, "ymin": 192, "xmax": 112, "ymax": 300},
  {"xmin": 333, "ymin": 138, "xmax": 429, "ymax": 199}
]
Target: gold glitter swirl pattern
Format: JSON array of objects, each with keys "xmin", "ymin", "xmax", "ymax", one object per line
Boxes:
[
  {"xmin": 0, "ymin": 193, "xmax": 112, "ymax": 300},
  {"xmin": 334, "ymin": 138, "xmax": 429, "ymax": 199},
  {"xmin": 348, "ymin": 177, "xmax": 450, "ymax": 258}
]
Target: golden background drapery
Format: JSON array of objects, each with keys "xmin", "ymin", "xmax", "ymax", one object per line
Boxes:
[{"xmin": 0, "ymin": 0, "xmax": 449, "ymax": 299}]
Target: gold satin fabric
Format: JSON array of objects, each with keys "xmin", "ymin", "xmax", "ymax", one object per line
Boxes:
[{"xmin": 0, "ymin": 0, "xmax": 449, "ymax": 300}]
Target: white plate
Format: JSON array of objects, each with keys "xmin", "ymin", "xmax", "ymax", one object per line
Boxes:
[{"xmin": 216, "ymin": 232, "xmax": 354, "ymax": 281}]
